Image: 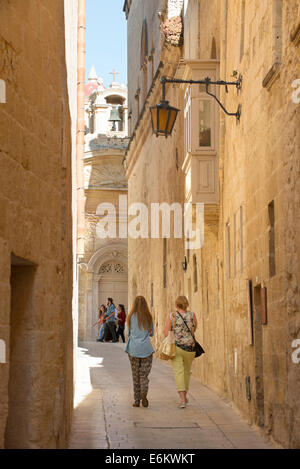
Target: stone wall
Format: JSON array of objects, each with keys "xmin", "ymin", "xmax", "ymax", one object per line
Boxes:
[
  {"xmin": 0, "ymin": 0, "xmax": 75, "ymax": 448},
  {"xmin": 64, "ymin": 0, "xmax": 79, "ymax": 392},
  {"xmin": 218, "ymin": 0, "xmax": 300, "ymax": 448},
  {"xmin": 126, "ymin": 0, "xmax": 300, "ymax": 448}
]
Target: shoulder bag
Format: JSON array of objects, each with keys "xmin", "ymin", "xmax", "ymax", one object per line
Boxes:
[
  {"xmin": 177, "ymin": 311, "xmax": 205, "ymax": 358},
  {"xmin": 158, "ymin": 313, "xmax": 176, "ymax": 360}
]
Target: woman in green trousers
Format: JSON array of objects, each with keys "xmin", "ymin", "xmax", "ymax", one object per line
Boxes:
[{"xmin": 164, "ymin": 296, "xmax": 197, "ymax": 408}]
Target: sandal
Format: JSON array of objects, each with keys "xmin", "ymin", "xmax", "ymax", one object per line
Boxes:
[{"xmin": 178, "ymin": 398, "xmax": 189, "ymax": 405}]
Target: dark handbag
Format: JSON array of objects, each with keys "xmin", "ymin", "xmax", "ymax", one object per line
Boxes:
[{"xmin": 176, "ymin": 311, "xmax": 205, "ymax": 358}]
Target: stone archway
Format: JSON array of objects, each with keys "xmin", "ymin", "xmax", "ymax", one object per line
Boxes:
[
  {"xmin": 97, "ymin": 260, "xmax": 128, "ymax": 336},
  {"xmin": 83, "ymin": 243, "xmax": 128, "ymax": 340}
]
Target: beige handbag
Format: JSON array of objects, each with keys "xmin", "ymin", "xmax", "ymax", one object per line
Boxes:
[{"xmin": 159, "ymin": 314, "xmax": 176, "ymax": 360}]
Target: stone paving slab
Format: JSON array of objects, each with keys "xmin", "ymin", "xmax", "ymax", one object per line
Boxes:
[{"xmin": 69, "ymin": 342, "xmax": 275, "ymax": 450}]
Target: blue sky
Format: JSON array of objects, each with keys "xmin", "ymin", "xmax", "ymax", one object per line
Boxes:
[{"xmin": 85, "ymin": 0, "xmax": 127, "ymax": 87}]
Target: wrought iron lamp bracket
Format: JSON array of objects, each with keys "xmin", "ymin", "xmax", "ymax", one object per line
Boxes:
[{"xmin": 160, "ymin": 75, "xmax": 242, "ymax": 121}]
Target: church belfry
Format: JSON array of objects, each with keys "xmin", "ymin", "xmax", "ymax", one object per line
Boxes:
[{"xmin": 85, "ymin": 66, "xmax": 128, "ymax": 137}]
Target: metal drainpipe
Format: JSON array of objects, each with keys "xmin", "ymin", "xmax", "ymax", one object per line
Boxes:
[{"xmin": 76, "ymin": 0, "xmax": 86, "ymax": 258}]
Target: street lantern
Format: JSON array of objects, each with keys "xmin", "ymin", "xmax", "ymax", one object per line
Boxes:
[
  {"xmin": 150, "ymin": 75, "xmax": 242, "ymax": 138},
  {"xmin": 150, "ymin": 78, "xmax": 179, "ymax": 138}
]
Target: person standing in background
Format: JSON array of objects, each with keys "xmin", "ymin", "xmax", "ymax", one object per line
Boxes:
[
  {"xmin": 93, "ymin": 305, "xmax": 106, "ymax": 342},
  {"xmin": 101, "ymin": 298, "xmax": 118, "ymax": 343},
  {"xmin": 116, "ymin": 304, "xmax": 126, "ymax": 343}
]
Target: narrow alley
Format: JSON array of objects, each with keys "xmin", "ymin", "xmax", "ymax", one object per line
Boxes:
[
  {"xmin": 69, "ymin": 343, "xmax": 275, "ymax": 450},
  {"xmin": 1, "ymin": 0, "xmax": 299, "ymax": 451}
]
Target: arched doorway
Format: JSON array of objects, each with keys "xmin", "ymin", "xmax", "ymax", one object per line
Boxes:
[
  {"xmin": 83, "ymin": 243, "xmax": 128, "ymax": 340},
  {"xmin": 97, "ymin": 260, "xmax": 128, "ymax": 338}
]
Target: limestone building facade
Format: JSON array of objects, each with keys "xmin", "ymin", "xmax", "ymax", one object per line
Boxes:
[
  {"xmin": 0, "ymin": 0, "xmax": 78, "ymax": 448},
  {"xmin": 124, "ymin": 0, "xmax": 300, "ymax": 448},
  {"xmin": 78, "ymin": 69, "xmax": 129, "ymax": 341}
]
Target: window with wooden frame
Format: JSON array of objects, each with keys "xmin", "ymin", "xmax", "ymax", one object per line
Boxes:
[
  {"xmin": 268, "ymin": 201, "xmax": 276, "ymax": 277},
  {"xmin": 163, "ymin": 237, "xmax": 167, "ymax": 289},
  {"xmin": 190, "ymin": 83, "xmax": 216, "ymax": 152},
  {"xmin": 181, "ymin": 61, "xmax": 220, "ymax": 205},
  {"xmin": 206, "ymin": 270, "xmax": 209, "ymax": 314},
  {"xmin": 217, "ymin": 258, "xmax": 220, "ymax": 307},
  {"xmin": 240, "ymin": 0, "xmax": 246, "ymax": 61},
  {"xmin": 175, "ymin": 148, "xmax": 179, "ymax": 171},
  {"xmin": 151, "ymin": 282, "xmax": 154, "ymax": 308},
  {"xmin": 193, "ymin": 254, "xmax": 198, "ymax": 293},
  {"xmin": 233, "ymin": 206, "xmax": 244, "ymax": 276},
  {"xmin": 234, "ymin": 212, "xmax": 237, "ymax": 277},
  {"xmin": 240, "ymin": 206, "xmax": 244, "ymax": 272},
  {"xmin": 226, "ymin": 220, "xmax": 231, "ymax": 280},
  {"xmin": 186, "ymin": 230, "xmax": 190, "ymax": 264},
  {"xmin": 262, "ymin": 0, "xmax": 283, "ymax": 89},
  {"xmin": 272, "ymin": 0, "xmax": 283, "ymax": 63}
]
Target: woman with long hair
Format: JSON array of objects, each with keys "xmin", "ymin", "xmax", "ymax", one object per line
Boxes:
[
  {"xmin": 164, "ymin": 295, "xmax": 198, "ymax": 408},
  {"xmin": 126, "ymin": 296, "xmax": 154, "ymax": 408},
  {"xmin": 93, "ymin": 304, "xmax": 107, "ymax": 342}
]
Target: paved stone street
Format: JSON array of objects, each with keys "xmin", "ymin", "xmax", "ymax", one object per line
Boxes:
[{"xmin": 69, "ymin": 342, "xmax": 275, "ymax": 449}]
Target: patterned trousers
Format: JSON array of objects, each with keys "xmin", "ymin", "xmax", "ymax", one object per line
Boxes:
[{"xmin": 128, "ymin": 354, "xmax": 153, "ymax": 404}]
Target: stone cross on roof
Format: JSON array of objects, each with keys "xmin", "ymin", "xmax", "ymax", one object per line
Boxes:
[{"xmin": 110, "ymin": 69, "xmax": 119, "ymax": 83}]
